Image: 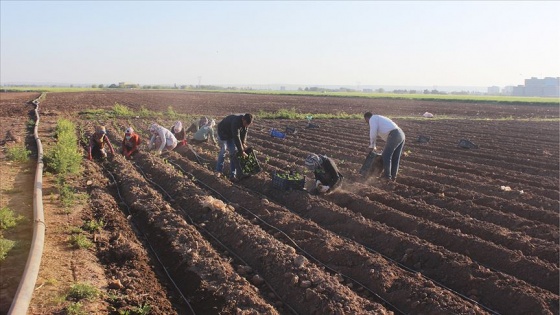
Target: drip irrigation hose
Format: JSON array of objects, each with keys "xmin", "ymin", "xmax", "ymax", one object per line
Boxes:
[
  {"xmin": 101, "ymin": 163, "xmax": 196, "ymax": 315},
  {"xmin": 166, "ymin": 156, "xmax": 502, "ymax": 315},
  {"xmin": 8, "ymin": 97, "xmax": 46, "ymax": 315},
  {"xmin": 164, "ymin": 158, "xmax": 406, "ymax": 315},
  {"xmin": 132, "ymin": 163, "xmax": 300, "ymax": 315}
]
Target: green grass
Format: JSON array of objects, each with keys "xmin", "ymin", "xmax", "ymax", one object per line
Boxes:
[
  {"xmin": 66, "ymin": 301, "xmax": 86, "ymax": 315},
  {"xmin": 0, "ymin": 206, "xmax": 24, "ymax": 230},
  {"xmin": 219, "ymin": 89, "xmax": 559, "ymax": 105},
  {"xmin": 67, "ymin": 282, "xmax": 99, "ymax": 300},
  {"xmin": 5, "ymin": 144, "xmax": 31, "ymax": 162},
  {"xmin": 69, "ymin": 234, "xmax": 93, "ymax": 249},
  {"xmin": 44, "ymin": 119, "xmax": 82, "ymax": 175},
  {"xmin": 0, "ymin": 237, "xmax": 16, "ymax": 261},
  {"xmin": 83, "ymin": 219, "xmax": 104, "ymax": 232}
]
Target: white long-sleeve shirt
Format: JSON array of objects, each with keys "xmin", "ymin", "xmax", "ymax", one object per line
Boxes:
[
  {"xmin": 150, "ymin": 126, "xmax": 177, "ymax": 151},
  {"xmin": 368, "ymin": 115, "xmax": 399, "ymax": 149}
]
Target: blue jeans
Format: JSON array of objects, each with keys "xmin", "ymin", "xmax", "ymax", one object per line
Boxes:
[
  {"xmin": 382, "ymin": 128, "xmax": 405, "ymax": 180},
  {"xmin": 216, "ymin": 136, "xmax": 241, "ymax": 178}
]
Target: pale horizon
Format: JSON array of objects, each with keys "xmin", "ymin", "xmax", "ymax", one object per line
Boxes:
[{"xmin": 1, "ymin": 1, "xmax": 559, "ymax": 90}]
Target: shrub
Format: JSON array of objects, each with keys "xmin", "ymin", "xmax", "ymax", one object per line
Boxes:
[
  {"xmin": 44, "ymin": 119, "xmax": 82, "ymax": 175},
  {"xmin": 83, "ymin": 219, "xmax": 104, "ymax": 232},
  {"xmin": 69, "ymin": 234, "xmax": 93, "ymax": 249},
  {"xmin": 6, "ymin": 144, "xmax": 31, "ymax": 162},
  {"xmin": 113, "ymin": 103, "xmax": 134, "ymax": 117},
  {"xmin": 0, "ymin": 237, "xmax": 16, "ymax": 261},
  {"xmin": 67, "ymin": 282, "xmax": 98, "ymax": 300},
  {"xmin": 0, "ymin": 206, "xmax": 24, "ymax": 230},
  {"xmin": 65, "ymin": 302, "xmax": 86, "ymax": 315}
]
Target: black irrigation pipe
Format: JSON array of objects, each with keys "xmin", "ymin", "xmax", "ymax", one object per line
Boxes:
[
  {"xmin": 101, "ymin": 163, "xmax": 197, "ymax": 315},
  {"xmin": 132, "ymin": 162, "xmax": 300, "ymax": 315}
]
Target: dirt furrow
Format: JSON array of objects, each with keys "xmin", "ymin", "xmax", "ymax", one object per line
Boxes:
[
  {"xmin": 82, "ymin": 161, "xmax": 181, "ymax": 314},
  {"xmin": 105, "ymin": 155, "xmax": 281, "ymax": 314},
  {"xmin": 131, "ymin": 152, "xmax": 389, "ymax": 315},
  {"xmin": 233, "ymin": 173, "xmax": 559, "ymax": 314},
  {"xmin": 163, "ymin": 151, "xmax": 489, "ymax": 314},
  {"xmin": 157, "ymin": 146, "xmax": 559, "ymax": 315}
]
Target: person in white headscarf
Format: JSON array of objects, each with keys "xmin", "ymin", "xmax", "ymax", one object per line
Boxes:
[
  {"xmin": 170, "ymin": 121, "xmax": 187, "ymax": 146},
  {"xmin": 191, "ymin": 119, "xmax": 217, "ymax": 145},
  {"xmin": 148, "ymin": 123, "xmax": 177, "ymax": 155}
]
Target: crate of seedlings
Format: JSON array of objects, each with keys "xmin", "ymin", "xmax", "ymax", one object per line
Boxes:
[
  {"xmin": 237, "ymin": 147, "xmax": 261, "ymax": 177},
  {"xmin": 272, "ymin": 170, "xmax": 305, "ymax": 191}
]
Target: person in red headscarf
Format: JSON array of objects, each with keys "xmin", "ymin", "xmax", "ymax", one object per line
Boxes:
[{"xmin": 122, "ymin": 127, "xmax": 141, "ymax": 159}]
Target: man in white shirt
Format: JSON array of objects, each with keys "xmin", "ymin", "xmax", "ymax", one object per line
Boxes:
[{"xmin": 364, "ymin": 112, "xmax": 406, "ymax": 182}]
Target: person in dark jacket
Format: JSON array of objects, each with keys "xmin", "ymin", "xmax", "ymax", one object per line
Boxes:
[
  {"xmin": 88, "ymin": 125, "xmax": 115, "ymax": 160},
  {"xmin": 304, "ymin": 153, "xmax": 343, "ymax": 194},
  {"xmin": 215, "ymin": 113, "xmax": 253, "ymax": 181}
]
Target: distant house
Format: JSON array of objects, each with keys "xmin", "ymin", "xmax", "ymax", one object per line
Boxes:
[{"xmin": 487, "ymin": 86, "xmax": 500, "ymax": 95}]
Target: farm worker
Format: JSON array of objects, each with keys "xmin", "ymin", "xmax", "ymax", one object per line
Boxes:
[
  {"xmin": 191, "ymin": 119, "xmax": 217, "ymax": 145},
  {"xmin": 215, "ymin": 113, "xmax": 253, "ymax": 181},
  {"xmin": 122, "ymin": 127, "xmax": 141, "ymax": 159},
  {"xmin": 186, "ymin": 116, "xmax": 209, "ymax": 134},
  {"xmin": 88, "ymin": 125, "xmax": 115, "ymax": 160},
  {"xmin": 364, "ymin": 112, "xmax": 406, "ymax": 182},
  {"xmin": 170, "ymin": 121, "xmax": 187, "ymax": 146},
  {"xmin": 304, "ymin": 153, "xmax": 343, "ymax": 194},
  {"xmin": 148, "ymin": 123, "xmax": 177, "ymax": 155}
]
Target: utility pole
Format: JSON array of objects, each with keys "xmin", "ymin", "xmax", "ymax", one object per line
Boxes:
[{"xmin": 197, "ymin": 76, "xmax": 202, "ymax": 88}]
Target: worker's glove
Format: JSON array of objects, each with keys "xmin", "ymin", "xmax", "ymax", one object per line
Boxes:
[
  {"xmin": 156, "ymin": 150, "xmax": 162, "ymax": 156},
  {"xmin": 319, "ymin": 185, "xmax": 330, "ymax": 193},
  {"xmin": 181, "ymin": 139, "xmax": 187, "ymax": 146},
  {"xmin": 315, "ymin": 180, "xmax": 322, "ymax": 188}
]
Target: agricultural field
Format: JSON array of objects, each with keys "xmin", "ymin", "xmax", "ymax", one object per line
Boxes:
[{"xmin": 0, "ymin": 90, "xmax": 558, "ymax": 314}]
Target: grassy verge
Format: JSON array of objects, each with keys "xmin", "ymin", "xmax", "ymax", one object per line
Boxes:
[{"xmin": 0, "ymin": 206, "xmax": 25, "ymax": 261}]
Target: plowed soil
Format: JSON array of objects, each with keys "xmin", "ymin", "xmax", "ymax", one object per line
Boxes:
[{"xmin": 1, "ymin": 90, "xmax": 558, "ymax": 315}]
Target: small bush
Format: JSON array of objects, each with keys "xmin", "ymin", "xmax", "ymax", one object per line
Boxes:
[
  {"xmin": 56, "ymin": 176, "xmax": 77, "ymax": 207},
  {"xmin": 6, "ymin": 145, "xmax": 31, "ymax": 162},
  {"xmin": 83, "ymin": 219, "xmax": 104, "ymax": 232},
  {"xmin": 0, "ymin": 206, "xmax": 24, "ymax": 230},
  {"xmin": 67, "ymin": 282, "xmax": 98, "ymax": 300},
  {"xmin": 66, "ymin": 301, "xmax": 86, "ymax": 315},
  {"xmin": 113, "ymin": 103, "xmax": 134, "ymax": 117},
  {"xmin": 44, "ymin": 119, "xmax": 82, "ymax": 175},
  {"xmin": 0, "ymin": 237, "xmax": 16, "ymax": 261},
  {"xmin": 69, "ymin": 234, "xmax": 93, "ymax": 249}
]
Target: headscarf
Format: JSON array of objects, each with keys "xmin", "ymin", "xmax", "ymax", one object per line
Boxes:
[
  {"xmin": 305, "ymin": 153, "xmax": 322, "ymax": 171},
  {"xmin": 173, "ymin": 121, "xmax": 183, "ymax": 131},
  {"xmin": 125, "ymin": 127, "xmax": 134, "ymax": 134},
  {"xmin": 198, "ymin": 116, "xmax": 209, "ymax": 128},
  {"xmin": 149, "ymin": 123, "xmax": 159, "ymax": 134},
  {"xmin": 96, "ymin": 125, "xmax": 107, "ymax": 134}
]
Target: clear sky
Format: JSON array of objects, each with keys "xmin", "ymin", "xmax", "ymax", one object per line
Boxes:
[{"xmin": 1, "ymin": 1, "xmax": 559, "ymax": 89}]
